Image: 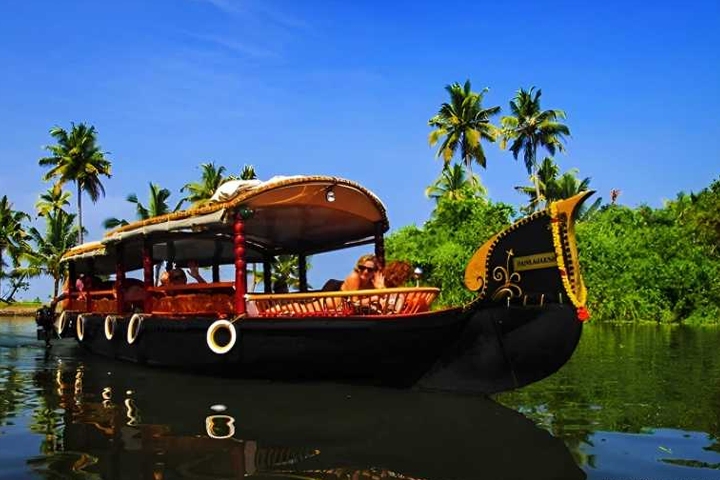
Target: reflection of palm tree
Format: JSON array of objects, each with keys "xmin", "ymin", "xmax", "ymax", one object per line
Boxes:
[
  {"xmin": 103, "ymin": 183, "xmax": 184, "ymax": 229},
  {"xmin": 501, "ymin": 87, "xmax": 570, "ymax": 202},
  {"xmin": 0, "ymin": 366, "xmax": 23, "ymax": 428},
  {"xmin": 39, "ymin": 123, "xmax": 112, "ymax": 243},
  {"xmin": 425, "ymin": 164, "xmax": 488, "ymax": 202},
  {"xmin": 428, "ymin": 80, "xmax": 501, "ymax": 174}
]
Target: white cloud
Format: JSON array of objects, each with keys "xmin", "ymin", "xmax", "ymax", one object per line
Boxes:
[{"xmin": 185, "ymin": 32, "xmax": 279, "ymax": 59}]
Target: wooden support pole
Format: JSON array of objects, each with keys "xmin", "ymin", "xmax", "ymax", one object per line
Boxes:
[
  {"xmin": 212, "ymin": 240, "xmax": 221, "ymax": 283},
  {"xmin": 166, "ymin": 240, "xmax": 176, "ymax": 286},
  {"xmin": 299, "ymin": 254, "xmax": 307, "ymax": 292},
  {"xmin": 263, "ymin": 257, "xmax": 272, "ymax": 294},
  {"xmin": 143, "ymin": 239, "xmax": 154, "ymax": 313},
  {"xmin": 374, "ymin": 223, "xmax": 385, "ymax": 269},
  {"xmin": 115, "ymin": 244, "xmax": 125, "ymax": 314},
  {"xmin": 68, "ymin": 261, "xmax": 76, "ymax": 293},
  {"xmin": 234, "ymin": 212, "xmax": 247, "ymax": 315}
]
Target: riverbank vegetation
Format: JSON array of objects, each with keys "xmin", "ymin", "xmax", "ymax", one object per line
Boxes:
[
  {"xmin": 2, "ymin": 84, "xmax": 717, "ymax": 323},
  {"xmin": 385, "ymin": 177, "xmax": 720, "ymax": 324}
]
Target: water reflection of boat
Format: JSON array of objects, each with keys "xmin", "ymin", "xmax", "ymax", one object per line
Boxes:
[
  {"xmin": 36, "ymin": 360, "xmax": 585, "ymax": 480},
  {"xmin": 38, "ymin": 176, "xmax": 593, "ymax": 394}
]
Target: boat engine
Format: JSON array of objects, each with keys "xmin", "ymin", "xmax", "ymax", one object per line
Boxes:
[{"xmin": 35, "ymin": 306, "xmax": 54, "ymax": 347}]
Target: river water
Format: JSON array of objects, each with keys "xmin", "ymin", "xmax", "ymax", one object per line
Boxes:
[{"xmin": 1, "ymin": 317, "xmax": 718, "ymax": 480}]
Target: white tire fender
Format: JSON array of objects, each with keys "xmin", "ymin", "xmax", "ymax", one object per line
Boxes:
[
  {"xmin": 104, "ymin": 315, "xmax": 117, "ymax": 340},
  {"xmin": 206, "ymin": 320, "xmax": 237, "ymax": 355},
  {"xmin": 127, "ymin": 314, "xmax": 145, "ymax": 345},
  {"xmin": 76, "ymin": 314, "xmax": 86, "ymax": 341},
  {"xmin": 56, "ymin": 311, "xmax": 68, "ymax": 338}
]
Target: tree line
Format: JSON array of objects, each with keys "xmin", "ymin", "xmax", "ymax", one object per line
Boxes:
[
  {"xmin": 387, "ymin": 80, "xmax": 719, "ymax": 324},
  {"xmin": 0, "ymin": 124, "xmax": 274, "ymax": 302}
]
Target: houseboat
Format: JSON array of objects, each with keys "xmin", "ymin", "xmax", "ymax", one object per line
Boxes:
[{"xmin": 36, "ymin": 175, "xmax": 592, "ymax": 394}]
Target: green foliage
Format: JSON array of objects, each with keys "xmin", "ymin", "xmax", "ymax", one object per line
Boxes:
[
  {"xmin": 103, "ymin": 182, "xmax": 183, "ymax": 229},
  {"xmin": 386, "ymin": 196, "xmax": 514, "ymax": 307},
  {"xmin": 577, "ymin": 188, "xmax": 720, "ymax": 323},
  {"xmin": 388, "ymin": 175, "xmax": 719, "ymax": 323},
  {"xmin": 181, "ymin": 162, "xmax": 259, "ymax": 207},
  {"xmin": 425, "ymin": 163, "xmax": 488, "ymax": 202},
  {"xmin": 239, "ymin": 164, "xmax": 258, "ymax": 180},
  {"xmin": 181, "ymin": 162, "xmax": 229, "ymax": 207},
  {"xmin": 515, "ymin": 157, "xmax": 598, "ymax": 215},
  {"xmin": 26, "ymin": 210, "xmax": 80, "ymax": 298},
  {"xmin": 0, "ymin": 196, "xmax": 31, "ymax": 302},
  {"xmin": 428, "ymin": 80, "xmax": 501, "ymax": 170},
  {"xmin": 501, "ymin": 87, "xmax": 570, "ymax": 198},
  {"xmin": 38, "ymin": 122, "xmax": 112, "ymax": 243},
  {"xmin": 35, "ymin": 184, "xmax": 71, "ymax": 217},
  {"xmin": 251, "ymin": 255, "xmax": 312, "ymax": 292}
]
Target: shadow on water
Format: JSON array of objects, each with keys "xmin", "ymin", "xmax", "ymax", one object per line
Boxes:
[{"xmin": 1, "ymin": 317, "xmax": 583, "ymax": 480}]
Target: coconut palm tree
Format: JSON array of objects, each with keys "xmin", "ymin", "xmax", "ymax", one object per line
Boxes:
[
  {"xmin": 514, "ymin": 157, "xmax": 561, "ymax": 213},
  {"xmin": 515, "ymin": 157, "xmax": 599, "ymax": 217},
  {"xmin": 181, "ymin": 162, "xmax": 229, "ymax": 207},
  {"xmin": 251, "ymin": 255, "xmax": 311, "ymax": 292},
  {"xmin": 501, "ymin": 87, "xmax": 570, "ymax": 202},
  {"xmin": 103, "ymin": 183, "xmax": 184, "ymax": 230},
  {"xmin": 35, "ymin": 184, "xmax": 71, "ymax": 218},
  {"xmin": 0, "ymin": 196, "xmax": 30, "ymax": 300},
  {"xmin": 239, "ymin": 164, "xmax": 258, "ymax": 180},
  {"xmin": 553, "ymin": 171, "xmax": 591, "ymax": 200},
  {"xmin": 26, "ymin": 210, "xmax": 80, "ymax": 298},
  {"xmin": 103, "ymin": 183, "xmax": 184, "ymax": 284},
  {"xmin": 428, "ymin": 80, "xmax": 501, "ymax": 174},
  {"xmin": 425, "ymin": 164, "xmax": 488, "ymax": 202},
  {"xmin": 38, "ymin": 123, "xmax": 112, "ymax": 243}
]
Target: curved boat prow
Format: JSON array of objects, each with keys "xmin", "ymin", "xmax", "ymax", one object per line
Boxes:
[{"xmin": 418, "ymin": 192, "xmax": 594, "ymax": 394}]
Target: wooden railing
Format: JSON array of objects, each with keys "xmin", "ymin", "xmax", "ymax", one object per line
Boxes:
[
  {"xmin": 147, "ymin": 282, "xmax": 235, "ymax": 295},
  {"xmin": 57, "ymin": 285, "xmax": 441, "ymax": 318},
  {"xmin": 247, "ymin": 287, "xmax": 440, "ymax": 317}
]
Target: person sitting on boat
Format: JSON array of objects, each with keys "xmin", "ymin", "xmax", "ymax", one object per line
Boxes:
[
  {"xmin": 187, "ymin": 260, "xmax": 207, "ymax": 284},
  {"xmin": 160, "ymin": 261, "xmax": 207, "ymax": 286},
  {"xmin": 341, "ymin": 254, "xmax": 385, "ymax": 291},
  {"xmin": 383, "ymin": 260, "xmax": 412, "ymax": 288},
  {"xmin": 160, "ymin": 265, "xmax": 186, "ymax": 286},
  {"xmin": 76, "ymin": 273, "xmax": 96, "ymax": 292},
  {"xmin": 382, "ymin": 260, "xmax": 414, "ymax": 313}
]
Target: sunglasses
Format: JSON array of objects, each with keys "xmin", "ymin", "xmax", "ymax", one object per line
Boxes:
[{"xmin": 357, "ymin": 265, "xmax": 376, "ymax": 273}]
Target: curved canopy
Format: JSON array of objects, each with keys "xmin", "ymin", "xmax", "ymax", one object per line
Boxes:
[{"xmin": 62, "ymin": 176, "xmax": 388, "ymax": 274}]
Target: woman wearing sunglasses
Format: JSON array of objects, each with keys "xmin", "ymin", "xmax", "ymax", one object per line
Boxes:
[{"xmin": 341, "ymin": 254, "xmax": 385, "ymax": 291}]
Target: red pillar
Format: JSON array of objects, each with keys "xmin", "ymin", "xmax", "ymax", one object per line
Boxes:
[
  {"xmin": 115, "ymin": 245, "xmax": 125, "ymax": 314},
  {"xmin": 234, "ymin": 212, "xmax": 247, "ymax": 315},
  {"xmin": 143, "ymin": 240, "xmax": 154, "ymax": 313}
]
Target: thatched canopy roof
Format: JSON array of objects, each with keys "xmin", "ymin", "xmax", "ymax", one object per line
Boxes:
[{"xmin": 62, "ymin": 176, "xmax": 388, "ymax": 274}]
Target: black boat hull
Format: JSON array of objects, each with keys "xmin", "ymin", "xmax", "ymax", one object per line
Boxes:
[{"xmin": 59, "ymin": 303, "xmax": 582, "ymax": 394}]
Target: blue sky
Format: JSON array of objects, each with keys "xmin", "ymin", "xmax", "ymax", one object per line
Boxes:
[{"xmin": 1, "ymin": 0, "xmax": 719, "ymax": 299}]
